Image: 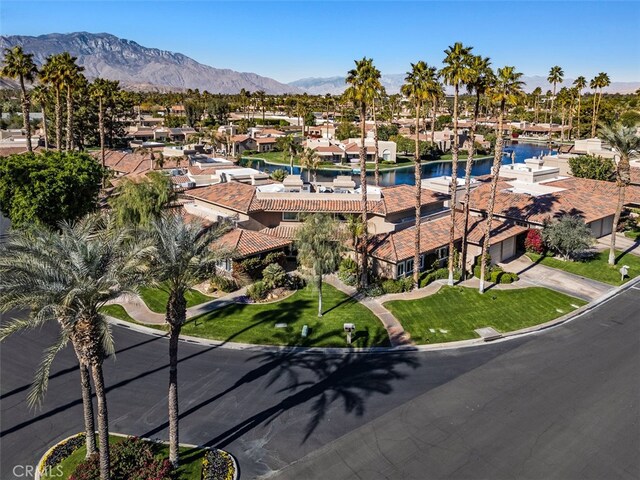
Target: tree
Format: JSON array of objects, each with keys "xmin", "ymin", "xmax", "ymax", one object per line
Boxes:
[
  {"xmin": 0, "ymin": 214, "xmax": 148, "ymax": 480},
  {"xmin": 90, "ymin": 79, "xmax": 120, "ymax": 172},
  {"xmin": 109, "ymin": 171, "xmax": 176, "ymax": 227},
  {"xmin": 0, "ymin": 151, "xmax": 103, "ymax": 228},
  {"xmin": 1, "ymin": 46, "xmax": 38, "ymax": 152},
  {"xmin": 299, "ymin": 147, "xmax": 321, "ymax": 182},
  {"xmin": 40, "ymin": 55, "xmax": 65, "ymax": 149},
  {"xmin": 568, "ymin": 154, "xmax": 615, "ymax": 181},
  {"xmin": 478, "ymin": 66, "xmax": 525, "ymax": 293},
  {"xmin": 345, "ymin": 57, "xmax": 380, "ymax": 288},
  {"xmin": 278, "ymin": 134, "xmax": 299, "ymax": 174},
  {"xmin": 335, "ymin": 120, "xmax": 358, "ymax": 141},
  {"xmin": 144, "ymin": 214, "xmax": 230, "ymax": 466},
  {"xmin": 461, "ymin": 55, "xmax": 493, "ymax": 280},
  {"xmin": 441, "ymin": 42, "xmax": 473, "ymax": 285},
  {"xmin": 542, "ymin": 215, "xmax": 594, "ymax": 260},
  {"xmin": 401, "ymin": 61, "xmax": 432, "ymax": 286},
  {"xmin": 532, "ymin": 86, "xmax": 542, "ymax": 123},
  {"xmin": 599, "ymin": 124, "xmax": 640, "ymax": 264},
  {"xmin": 295, "ymin": 214, "xmax": 345, "ymax": 316},
  {"xmin": 573, "ymin": 76, "xmax": 587, "ymax": 139},
  {"xmin": 31, "ymin": 85, "xmax": 50, "ymax": 149},
  {"xmin": 58, "ymin": 52, "xmax": 85, "ymax": 150},
  {"xmin": 547, "ymin": 65, "xmax": 564, "ymax": 139},
  {"xmin": 591, "ymin": 72, "xmax": 611, "ymax": 137}
]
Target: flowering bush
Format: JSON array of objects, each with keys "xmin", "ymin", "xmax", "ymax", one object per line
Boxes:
[
  {"xmin": 69, "ymin": 437, "xmax": 173, "ymax": 480},
  {"xmin": 202, "ymin": 449, "xmax": 235, "ymax": 480},
  {"xmin": 41, "ymin": 433, "xmax": 86, "ymax": 473},
  {"xmin": 524, "ymin": 229, "xmax": 544, "ymax": 254}
]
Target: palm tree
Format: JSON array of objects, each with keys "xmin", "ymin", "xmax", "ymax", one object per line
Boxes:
[
  {"xmin": 369, "ymin": 77, "xmax": 385, "ymax": 187},
  {"xmin": 591, "ymin": 72, "xmax": 611, "ymax": 137},
  {"xmin": 345, "ymin": 57, "xmax": 380, "ymax": 288},
  {"xmin": 31, "ymin": 85, "xmax": 50, "ymax": 150},
  {"xmin": 532, "ymin": 86, "xmax": 542, "ymax": 123},
  {"xmin": 0, "ymin": 214, "xmax": 148, "ymax": 480},
  {"xmin": 440, "ymin": 42, "xmax": 473, "ymax": 285},
  {"xmin": 281, "ymin": 134, "xmax": 298, "ymax": 174},
  {"xmin": 295, "ymin": 214, "xmax": 345, "ymax": 316},
  {"xmin": 460, "ymin": 55, "xmax": 493, "ymax": 280},
  {"xmin": 144, "ymin": 213, "xmax": 229, "ymax": 466},
  {"xmin": 401, "ymin": 61, "xmax": 432, "ymax": 286},
  {"xmin": 56, "ymin": 53, "xmax": 85, "ymax": 150},
  {"xmin": 547, "ymin": 66, "xmax": 564, "ymax": 140},
  {"xmin": 346, "ymin": 214, "xmax": 365, "ymax": 276},
  {"xmin": 478, "ymin": 66, "xmax": 525, "ymax": 293},
  {"xmin": 1, "ymin": 46, "xmax": 38, "ymax": 152},
  {"xmin": 41, "ymin": 56, "xmax": 65, "ymax": 149},
  {"xmin": 573, "ymin": 76, "xmax": 587, "ymax": 138},
  {"xmin": 427, "ymin": 75, "xmax": 444, "ymax": 145},
  {"xmin": 256, "ymin": 90, "xmax": 266, "ymax": 123},
  {"xmin": 598, "ymin": 124, "xmax": 640, "ymax": 265},
  {"xmin": 299, "ymin": 147, "xmax": 320, "ymax": 182},
  {"xmin": 90, "ymin": 79, "xmax": 119, "ymax": 172}
]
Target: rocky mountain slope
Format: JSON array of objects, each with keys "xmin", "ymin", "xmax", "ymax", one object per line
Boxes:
[{"xmin": 0, "ymin": 32, "xmax": 300, "ymax": 94}]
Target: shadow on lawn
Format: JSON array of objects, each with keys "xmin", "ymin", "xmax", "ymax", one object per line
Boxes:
[{"xmin": 202, "ymin": 349, "xmax": 419, "ymax": 448}]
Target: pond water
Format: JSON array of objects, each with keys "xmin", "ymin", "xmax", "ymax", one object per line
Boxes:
[{"xmin": 241, "ymin": 142, "xmax": 555, "ymax": 187}]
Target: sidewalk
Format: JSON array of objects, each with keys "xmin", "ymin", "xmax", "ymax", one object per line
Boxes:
[
  {"xmin": 499, "ymin": 255, "xmax": 613, "ymax": 301},
  {"xmin": 596, "ymin": 233, "xmax": 640, "ymax": 257},
  {"xmin": 325, "ymin": 275, "xmax": 413, "ymax": 347},
  {"xmin": 106, "ymin": 287, "xmax": 247, "ymax": 325}
]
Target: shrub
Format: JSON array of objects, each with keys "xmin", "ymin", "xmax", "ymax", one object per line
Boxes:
[
  {"xmin": 500, "ymin": 272, "xmax": 519, "ymax": 284},
  {"xmin": 210, "ymin": 275, "xmax": 238, "ymax": 293},
  {"xmin": 237, "ymin": 257, "xmax": 264, "ymax": 280},
  {"xmin": 270, "ymin": 169, "xmax": 288, "ymax": 182},
  {"xmin": 285, "ymin": 273, "xmax": 306, "ymax": 290},
  {"xmin": 42, "ymin": 433, "xmax": 85, "ymax": 473},
  {"xmin": 339, "ymin": 257, "xmax": 358, "ymax": 275},
  {"xmin": 202, "ymin": 449, "xmax": 235, "ymax": 480},
  {"xmin": 262, "ymin": 263, "xmax": 286, "ymax": 290},
  {"xmin": 542, "ymin": 215, "xmax": 594, "ymax": 260},
  {"xmin": 364, "ymin": 284, "xmax": 384, "ymax": 297},
  {"xmin": 247, "ymin": 281, "xmax": 268, "ymax": 302},
  {"xmin": 401, "ymin": 276, "xmax": 414, "ymax": 292},
  {"xmin": 419, "ymin": 267, "xmax": 459, "ymax": 287},
  {"xmin": 263, "ymin": 251, "xmax": 286, "ymax": 267},
  {"xmin": 381, "ymin": 279, "xmax": 404, "ymax": 294},
  {"xmin": 70, "ymin": 437, "xmax": 172, "ymax": 480},
  {"xmin": 524, "ymin": 229, "xmax": 544, "ymax": 254}
]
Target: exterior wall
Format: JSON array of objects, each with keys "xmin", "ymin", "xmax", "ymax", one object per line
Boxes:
[{"xmin": 588, "ymin": 215, "xmax": 614, "ymax": 238}]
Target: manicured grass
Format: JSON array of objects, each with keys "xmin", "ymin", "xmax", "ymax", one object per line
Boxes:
[
  {"xmin": 138, "ymin": 284, "xmax": 213, "ymax": 313},
  {"xmin": 44, "ymin": 435, "xmax": 204, "ymax": 479},
  {"xmin": 385, "ymin": 286, "xmax": 585, "ymax": 344},
  {"xmin": 624, "ymin": 229, "xmax": 640, "ymax": 240},
  {"xmin": 182, "ymin": 283, "xmax": 389, "ymax": 347},
  {"xmin": 100, "ymin": 304, "xmax": 136, "ymax": 323},
  {"xmin": 527, "ymin": 250, "xmax": 640, "ymax": 285}
]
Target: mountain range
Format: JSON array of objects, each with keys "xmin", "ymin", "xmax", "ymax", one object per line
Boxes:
[
  {"xmin": 0, "ymin": 32, "xmax": 300, "ymax": 94},
  {"xmin": 289, "ymin": 74, "xmax": 640, "ymax": 95}
]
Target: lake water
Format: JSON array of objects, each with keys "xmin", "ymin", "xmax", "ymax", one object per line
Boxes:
[{"xmin": 242, "ymin": 142, "xmax": 555, "ymax": 187}]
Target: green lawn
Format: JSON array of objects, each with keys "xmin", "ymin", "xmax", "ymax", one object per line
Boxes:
[
  {"xmin": 182, "ymin": 283, "xmax": 389, "ymax": 347},
  {"xmin": 385, "ymin": 286, "xmax": 586, "ymax": 344},
  {"xmin": 100, "ymin": 304, "xmax": 137, "ymax": 323},
  {"xmin": 624, "ymin": 229, "xmax": 640, "ymax": 240},
  {"xmin": 527, "ymin": 250, "xmax": 640, "ymax": 285},
  {"xmin": 138, "ymin": 284, "xmax": 213, "ymax": 313},
  {"xmin": 43, "ymin": 435, "xmax": 205, "ymax": 479}
]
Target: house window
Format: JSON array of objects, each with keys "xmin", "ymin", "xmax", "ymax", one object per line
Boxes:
[
  {"xmin": 282, "ymin": 212, "xmax": 300, "ymax": 222},
  {"xmin": 216, "ymin": 259, "xmax": 232, "ymax": 272},
  {"xmin": 436, "ymin": 246, "xmax": 448, "ymax": 259},
  {"xmin": 382, "ymin": 149, "xmax": 391, "ymax": 161},
  {"xmin": 397, "ymin": 262, "xmax": 405, "ymax": 277},
  {"xmin": 420, "ymin": 254, "xmax": 425, "ymax": 269},
  {"xmin": 406, "ymin": 258, "xmax": 414, "ymax": 275}
]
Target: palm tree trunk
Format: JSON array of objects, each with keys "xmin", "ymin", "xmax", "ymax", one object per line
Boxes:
[
  {"xmin": 460, "ymin": 92, "xmax": 481, "ymax": 280},
  {"xmin": 66, "ymin": 84, "xmax": 73, "ymax": 151},
  {"xmin": 447, "ymin": 84, "xmax": 460, "ymax": 286},
  {"xmin": 413, "ymin": 101, "xmax": 422, "ymax": 287},
  {"xmin": 359, "ymin": 103, "xmax": 369, "ymax": 289},
  {"xmin": 91, "ymin": 362, "xmax": 110, "ymax": 480},
  {"xmin": 549, "ymin": 84, "xmax": 556, "ymax": 140},
  {"xmin": 430, "ymin": 101, "xmax": 437, "ymax": 144},
  {"xmin": 317, "ymin": 274, "xmax": 323, "ymax": 317},
  {"xmin": 373, "ymin": 99, "xmax": 380, "ymax": 187},
  {"xmin": 479, "ymin": 103, "xmax": 506, "ymax": 293},
  {"xmin": 591, "ymin": 93, "xmax": 598, "ymax": 138},
  {"xmin": 79, "ymin": 362, "xmax": 97, "ymax": 457},
  {"xmin": 609, "ymin": 184, "xmax": 625, "ymax": 265},
  {"xmin": 42, "ymin": 103, "xmax": 49, "ymax": 150},
  {"xmin": 19, "ymin": 76, "xmax": 32, "ymax": 153},
  {"xmin": 168, "ymin": 324, "xmax": 180, "ymax": 466},
  {"xmin": 576, "ymin": 94, "xmax": 581, "ymax": 139},
  {"xmin": 99, "ymin": 97, "xmax": 105, "ymax": 171}
]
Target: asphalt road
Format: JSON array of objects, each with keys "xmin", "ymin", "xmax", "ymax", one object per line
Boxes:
[{"xmin": 1, "ymin": 286, "xmax": 639, "ymax": 480}]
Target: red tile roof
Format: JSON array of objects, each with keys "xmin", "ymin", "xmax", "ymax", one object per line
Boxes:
[
  {"xmin": 185, "ymin": 182, "xmax": 258, "ymax": 214},
  {"xmin": 260, "ymin": 225, "xmax": 300, "ymax": 239},
  {"xmin": 216, "ymin": 229, "xmax": 291, "ymax": 258},
  {"xmin": 255, "ymin": 137, "xmax": 278, "ymax": 144},
  {"xmin": 380, "ymin": 185, "xmax": 448, "ymax": 215}
]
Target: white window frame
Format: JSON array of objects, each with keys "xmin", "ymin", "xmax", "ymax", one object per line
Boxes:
[
  {"xmin": 397, "ymin": 262, "xmax": 405, "ymax": 277},
  {"xmin": 282, "ymin": 212, "xmax": 300, "ymax": 222}
]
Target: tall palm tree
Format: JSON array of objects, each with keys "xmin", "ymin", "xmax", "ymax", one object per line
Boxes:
[
  {"xmin": 59, "ymin": 53, "xmax": 84, "ymax": 150},
  {"xmin": 0, "ymin": 214, "xmax": 147, "ymax": 480},
  {"xmin": 90, "ymin": 79, "xmax": 119, "ymax": 172},
  {"xmin": 460, "ymin": 55, "xmax": 493, "ymax": 280},
  {"xmin": 256, "ymin": 90, "xmax": 266, "ymax": 123},
  {"xmin": 532, "ymin": 86, "xmax": 542, "ymax": 123},
  {"xmin": 41, "ymin": 55, "xmax": 65, "ymax": 149},
  {"xmin": 345, "ymin": 57, "xmax": 380, "ymax": 288},
  {"xmin": 144, "ymin": 214, "xmax": 229, "ymax": 466},
  {"xmin": 478, "ymin": 66, "xmax": 525, "ymax": 293},
  {"xmin": 547, "ymin": 65, "xmax": 564, "ymax": 140},
  {"xmin": 598, "ymin": 124, "xmax": 640, "ymax": 265},
  {"xmin": 591, "ymin": 72, "xmax": 611, "ymax": 137},
  {"xmin": 427, "ymin": 75, "xmax": 444, "ymax": 145},
  {"xmin": 31, "ymin": 85, "xmax": 50, "ymax": 150},
  {"xmin": 440, "ymin": 42, "xmax": 473, "ymax": 285},
  {"xmin": 573, "ymin": 76, "xmax": 587, "ymax": 138},
  {"xmin": 1, "ymin": 46, "xmax": 38, "ymax": 152},
  {"xmin": 370, "ymin": 78, "xmax": 385, "ymax": 187},
  {"xmin": 401, "ymin": 61, "xmax": 432, "ymax": 286},
  {"xmin": 281, "ymin": 134, "xmax": 298, "ymax": 174},
  {"xmin": 299, "ymin": 147, "xmax": 321, "ymax": 182}
]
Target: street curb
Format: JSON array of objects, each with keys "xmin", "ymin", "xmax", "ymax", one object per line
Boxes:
[
  {"xmin": 35, "ymin": 432, "xmax": 238, "ymax": 480},
  {"xmin": 107, "ymin": 276, "xmax": 640, "ymax": 355}
]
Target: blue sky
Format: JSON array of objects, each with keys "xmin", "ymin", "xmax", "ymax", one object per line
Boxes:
[{"xmin": 2, "ymin": 1, "xmax": 639, "ymax": 83}]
